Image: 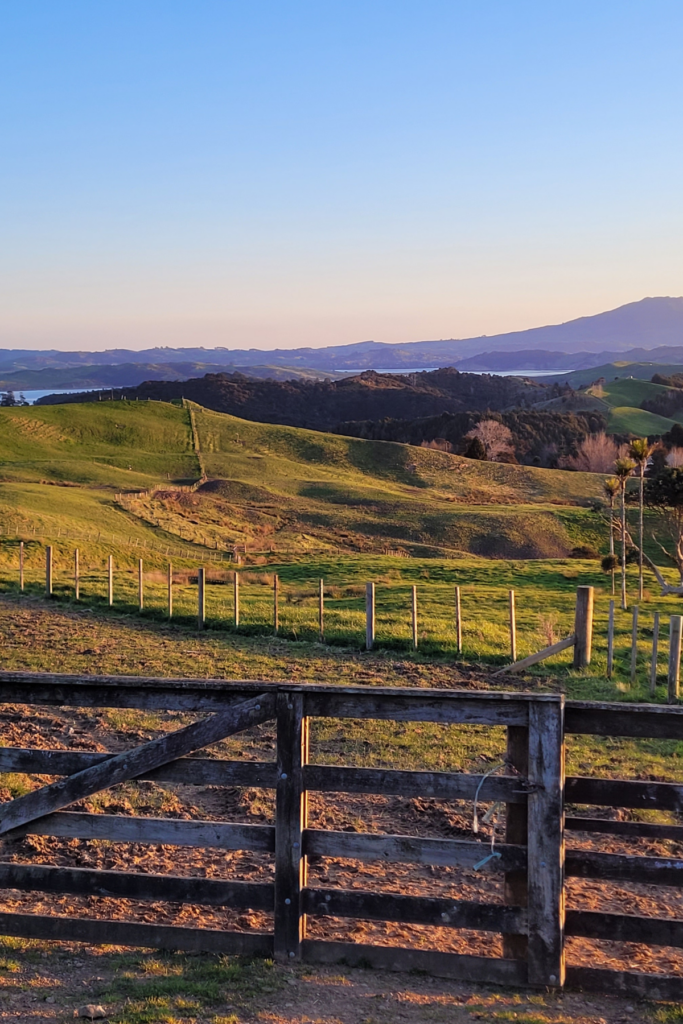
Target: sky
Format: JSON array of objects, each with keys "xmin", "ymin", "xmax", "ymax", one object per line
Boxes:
[{"xmin": 1, "ymin": 1, "xmax": 682, "ymax": 352}]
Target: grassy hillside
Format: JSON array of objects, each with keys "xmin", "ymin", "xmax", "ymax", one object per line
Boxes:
[{"xmin": 535, "ymin": 360, "xmax": 683, "ymax": 389}]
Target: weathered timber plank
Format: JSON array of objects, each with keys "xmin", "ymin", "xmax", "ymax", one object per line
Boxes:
[
  {"xmin": 0, "ymin": 911, "xmax": 273, "ymax": 956},
  {"xmin": 303, "ymin": 693, "xmax": 529, "ymax": 725},
  {"xmin": 274, "ymin": 692, "xmax": 308, "ymax": 962},
  {"xmin": 565, "ymin": 965, "xmax": 683, "ymax": 1001},
  {"xmin": 303, "ymin": 887, "xmax": 528, "ymax": 933},
  {"xmin": 526, "ymin": 698, "xmax": 565, "ymax": 988},
  {"xmin": 304, "ymin": 765, "xmax": 527, "ymax": 802},
  {"xmin": 504, "ymin": 725, "xmax": 529, "ymax": 961},
  {"xmin": 566, "ymin": 909, "xmax": 683, "ymax": 947},
  {"xmin": 0, "ymin": 748, "xmax": 278, "ymax": 788},
  {"xmin": 566, "ymin": 775, "xmax": 683, "ymax": 812},
  {"xmin": 8, "ymin": 812, "xmax": 275, "ymax": 851},
  {"xmin": 0, "ymin": 693, "xmax": 275, "ymax": 836},
  {"xmin": 566, "ymin": 850, "xmax": 683, "ymax": 885},
  {"xmin": 303, "ymin": 830, "xmax": 527, "ymax": 871},
  {"xmin": 565, "ymin": 816, "xmax": 683, "ymax": 841},
  {"xmin": 565, "ymin": 700, "xmax": 683, "ymax": 739},
  {"xmin": 493, "ymin": 635, "xmax": 574, "ymax": 676},
  {"xmin": 302, "ymin": 939, "xmax": 528, "ymax": 985},
  {"xmin": 0, "ymin": 862, "xmax": 273, "ymax": 907}
]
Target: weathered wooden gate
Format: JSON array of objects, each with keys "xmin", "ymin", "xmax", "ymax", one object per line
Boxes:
[{"xmin": 0, "ymin": 673, "xmax": 680, "ymax": 998}]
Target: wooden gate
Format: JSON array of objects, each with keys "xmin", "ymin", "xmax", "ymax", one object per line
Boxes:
[{"xmin": 0, "ymin": 672, "xmax": 680, "ymax": 997}]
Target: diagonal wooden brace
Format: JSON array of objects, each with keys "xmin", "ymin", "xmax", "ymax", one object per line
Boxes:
[{"xmin": 0, "ymin": 692, "xmax": 275, "ymax": 837}]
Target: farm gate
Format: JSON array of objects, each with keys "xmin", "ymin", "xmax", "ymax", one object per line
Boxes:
[{"xmin": 0, "ymin": 672, "xmax": 680, "ymax": 999}]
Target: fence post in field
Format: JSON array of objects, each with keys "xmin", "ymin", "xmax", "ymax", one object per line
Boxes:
[
  {"xmin": 234, "ymin": 571, "xmax": 240, "ymax": 628},
  {"xmin": 197, "ymin": 568, "xmax": 205, "ymax": 629},
  {"xmin": 573, "ymin": 586, "xmax": 594, "ymax": 668},
  {"xmin": 455, "ymin": 585, "xmax": 462, "ymax": 654},
  {"xmin": 167, "ymin": 563, "xmax": 173, "ymax": 618},
  {"xmin": 668, "ymin": 615, "xmax": 682, "ymax": 702},
  {"xmin": 318, "ymin": 579, "xmax": 324, "ymax": 641},
  {"xmin": 274, "ymin": 692, "xmax": 309, "ymax": 963},
  {"xmin": 274, "ymin": 575, "xmax": 279, "ymax": 634},
  {"xmin": 411, "ymin": 585, "xmax": 418, "ymax": 650},
  {"xmin": 138, "ymin": 559, "xmax": 144, "ymax": 611},
  {"xmin": 509, "ymin": 589, "xmax": 517, "ymax": 662},
  {"xmin": 107, "ymin": 555, "xmax": 113, "ymax": 607},
  {"xmin": 606, "ymin": 600, "xmax": 614, "ymax": 678},
  {"xmin": 45, "ymin": 546, "xmax": 52, "ymax": 596},
  {"xmin": 503, "ymin": 724, "xmax": 528, "ymax": 962},
  {"xmin": 650, "ymin": 611, "xmax": 660, "ymax": 697},
  {"xmin": 19, "ymin": 541, "xmax": 24, "ymax": 591},
  {"xmin": 526, "ymin": 696, "xmax": 565, "ymax": 987},
  {"xmin": 365, "ymin": 582, "xmax": 375, "ymax": 651},
  {"xmin": 630, "ymin": 606, "xmax": 639, "ymax": 683}
]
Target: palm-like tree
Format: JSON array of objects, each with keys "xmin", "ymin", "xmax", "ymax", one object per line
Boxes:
[
  {"xmin": 614, "ymin": 457, "xmax": 636, "ymax": 610},
  {"xmin": 603, "ymin": 476, "xmax": 620, "ymax": 596},
  {"xmin": 629, "ymin": 438, "xmax": 653, "ymax": 600}
]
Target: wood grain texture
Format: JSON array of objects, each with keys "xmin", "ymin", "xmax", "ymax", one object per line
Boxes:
[
  {"xmin": 0, "ymin": 911, "xmax": 273, "ymax": 956},
  {"xmin": 566, "ymin": 909, "xmax": 683, "ymax": 947},
  {"xmin": 565, "ymin": 700, "xmax": 683, "ymax": 738},
  {"xmin": 304, "ymin": 765, "xmax": 527, "ymax": 802},
  {"xmin": 274, "ymin": 692, "xmax": 308, "ymax": 962},
  {"xmin": 504, "ymin": 725, "xmax": 529, "ymax": 961},
  {"xmin": 304, "ymin": 829, "xmax": 527, "ymax": 870},
  {"xmin": 565, "ymin": 815, "xmax": 683, "ymax": 841},
  {"xmin": 566, "ymin": 849, "xmax": 683, "ymax": 884},
  {"xmin": 565, "ymin": 966, "xmax": 683, "ymax": 1001},
  {"xmin": 493, "ymin": 635, "xmax": 574, "ymax": 676},
  {"xmin": 302, "ymin": 939, "xmax": 528, "ymax": 985},
  {"xmin": 566, "ymin": 775, "xmax": 683, "ymax": 811},
  {"xmin": 0, "ymin": 692, "xmax": 275, "ymax": 835}
]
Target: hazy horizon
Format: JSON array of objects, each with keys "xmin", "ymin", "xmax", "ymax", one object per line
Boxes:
[{"xmin": 2, "ymin": 2, "xmax": 682, "ymax": 352}]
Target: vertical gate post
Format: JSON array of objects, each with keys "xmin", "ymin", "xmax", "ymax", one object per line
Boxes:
[
  {"xmin": 45, "ymin": 546, "xmax": 53, "ymax": 596},
  {"xmin": 274, "ymin": 691, "xmax": 309, "ymax": 963},
  {"xmin": 366, "ymin": 583, "xmax": 375, "ymax": 650},
  {"xmin": 503, "ymin": 726, "xmax": 529, "ymax": 961},
  {"xmin": 527, "ymin": 697, "xmax": 565, "ymax": 988},
  {"xmin": 668, "ymin": 615, "xmax": 682, "ymax": 702},
  {"xmin": 197, "ymin": 568, "xmax": 205, "ymax": 629},
  {"xmin": 573, "ymin": 586, "xmax": 594, "ymax": 668}
]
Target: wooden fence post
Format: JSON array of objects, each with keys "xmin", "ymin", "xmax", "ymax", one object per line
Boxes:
[
  {"xmin": 138, "ymin": 559, "xmax": 144, "ymax": 611},
  {"xmin": 45, "ymin": 546, "xmax": 52, "ymax": 596},
  {"xmin": 630, "ymin": 606, "xmax": 639, "ymax": 683},
  {"xmin": 573, "ymin": 586, "xmax": 594, "ymax": 668},
  {"xmin": 503, "ymin": 726, "xmax": 528, "ymax": 961},
  {"xmin": 411, "ymin": 585, "xmax": 418, "ymax": 650},
  {"xmin": 167, "ymin": 563, "xmax": 173, "ymax": 619},
  {"xmin": 198, "ymin": 568, "xmax": 205, "ymax": 629},
  {"xmin": 455, "ymin": 585, "xmax": 462, "ymax": 654},
  {"xmin": 107, "ymin": 555, "xmax": 113, "ymax": 607},
  {"xmin": 234, "ymin": 571, "xmax": 240, "ymax": 628},
  {"xmin": 274, "ymin": 575, "xmax": 279, "ymax": 634},
  {"xmin": 74, "ymin": 549, "xmax": 79, "ymax": 601},
  {"xmin": 509, "ymin": 589, "xmax": 517, "ymax": 663},
  {"xmin": 527, "ymin": 696, "xmax": 565, "ymax": 988},
  {"xmin": 274, "ymin": 692, "xmax": 309, "ymax": 963},
  {"xmin": 365, "ymin": 582, "xmax": 375, "ymax": 650},
  {"xmin": 668, "ymin": 615, "xmax": 682, "ymax": 703},
  {"xmin": 19, "ymin": 541, "xmax": 24, "ymax": 592},
  {"xmin": 650, "ymin": 611, "xmax": 660, "ymax": 697},
  {"xmin": 318, "ymin": 579, "xmax": 324, "ymax": 641},
  {"xmin": 606, "ymin": 599, "xmax": 614, "ymax": 679}
]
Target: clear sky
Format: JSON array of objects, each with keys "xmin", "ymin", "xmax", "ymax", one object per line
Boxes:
[{"xmin": 1, "ymin": 1, "xmax": 682, "ymax": 351}]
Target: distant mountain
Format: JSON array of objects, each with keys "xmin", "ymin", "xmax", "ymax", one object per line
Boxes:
[{"xmin": 3, "ymin": 296, "xmax": 683, "ymax": 373}]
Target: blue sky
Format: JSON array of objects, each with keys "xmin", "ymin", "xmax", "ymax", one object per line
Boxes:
[{"xmin": 1, "ymin": 1, "xmax": 682, "ymax": 350}]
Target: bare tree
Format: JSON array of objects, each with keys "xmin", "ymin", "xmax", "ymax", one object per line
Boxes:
[
  {"xmin": 465, "ymin": 420, "xmax": 514, "ymax": 462},
  {"xmin": 563, "ymin": 432, "xmax": 620, "ymax": 473},
  {"xmin": 667, "ymin": 447, "xmax": 683, "ymax": 468}
]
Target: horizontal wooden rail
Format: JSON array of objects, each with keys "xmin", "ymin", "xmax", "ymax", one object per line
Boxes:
[
  {"xmin": 0, "ymin": 862, "xmax": 273, "ymax": 908},
  {"xmin": 565, "ymin": 966, "xmax": 683, "ymax": 1002},
  {"xmin": 566, "ymin": 909, "xmax": 683, "ymax": 947},
  {"xmin": 303, "ymin": 692, "xmax": 531, "ymax": 725},
  {"xmin": 304, "ymin": 830, "xmax": 527, "ymax": 871},
  {"xmin": 565, "ymin": 816, "xmax": 683, "ymax": 842},
  {"xmin": 0, "ymin": 911, "xmax": 273, "ymax": 957},
  {"xmin": 304, "ymin": 765, "xmax": 528, "ymax": 803},
  {"xmin": 565, "ymin": 700, "xmax": 683, "ymax": 739},
  {"xmin": 0, "ymin": 748, "xmax": 278, "ymax": 788},
  {"xmin": 8, "ymin": 812, "xmax": 275, "ymax": 851},
  {"xmin": 302, "ymin": 939, "xmax": 528, "ymax": 985},
  {"xmin": 566, "ymin": 850, "xmax": 683, "ymax": 886},
  {"xmin": 304, "ymin": 887, "xmax": 528, "ymax": 933},
  {"xmin": 566, "ymin": 776, "xmax": 683, "ymax": 812}
]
